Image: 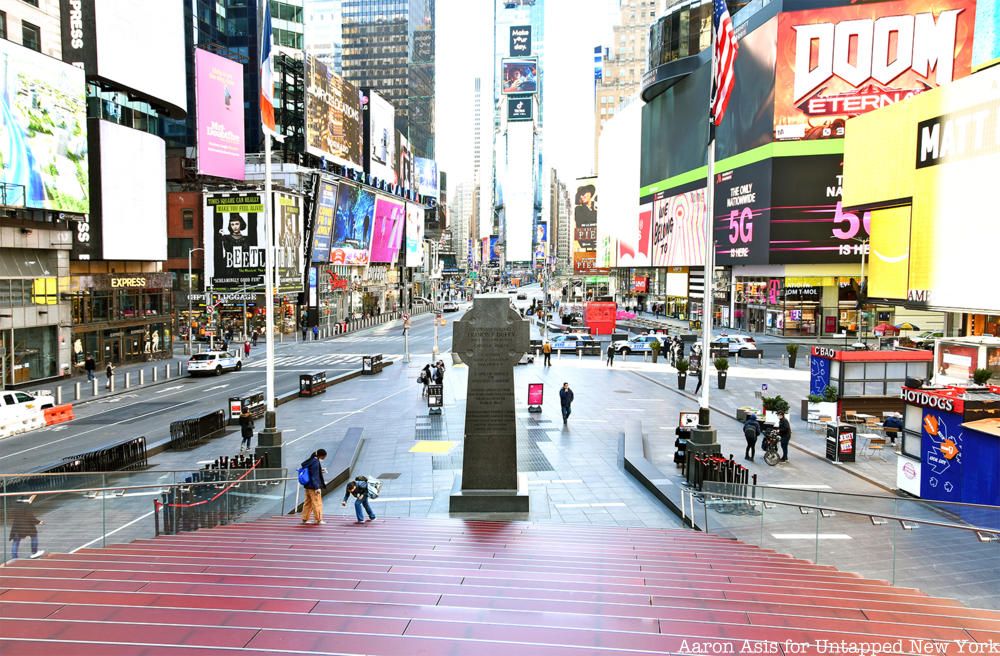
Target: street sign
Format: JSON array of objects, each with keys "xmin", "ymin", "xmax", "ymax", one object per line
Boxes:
[{"xmin": 761, "ymin": 384, "xmax": 768, "ymax": 392}]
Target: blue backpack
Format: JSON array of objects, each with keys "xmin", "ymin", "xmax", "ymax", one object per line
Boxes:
[{"xmin": 297, "ymin": 464, "xmax": 312, "ymax": 486}]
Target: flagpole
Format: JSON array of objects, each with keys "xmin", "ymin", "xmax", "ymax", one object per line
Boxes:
[
  {"xmin": 264, "ymin": 135, "xmax": 276, "ymax": 414},
  {"xmin": 699, "ymin": 10, "xmax": 718, "ymax": 429}
]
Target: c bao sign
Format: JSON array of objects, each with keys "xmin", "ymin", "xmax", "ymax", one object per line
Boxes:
[
  {"xmin": 900, "ymin": 387, "xmax": 961, "ymax": 413},
  {"xmin": 811, "ymin": 346, "xmax": 837, "ymax": 359}
]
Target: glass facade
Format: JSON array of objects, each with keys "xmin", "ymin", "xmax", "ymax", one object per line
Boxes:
[
  {"xmin": 646, "ymin": 0, "xmax": 748, "ymax": 70},
  {"xmin": 3, "ymin": 326, "xmax": 59, "ymax": 384}
]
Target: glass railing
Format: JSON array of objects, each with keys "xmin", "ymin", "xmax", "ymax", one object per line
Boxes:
[
  {"xmin": 688, "ymin": 482, "xmax": 1000, "ymax": 609},
  {"xmin": 0, "ymin": 467, "xmax": 290, "ymax": 564}
]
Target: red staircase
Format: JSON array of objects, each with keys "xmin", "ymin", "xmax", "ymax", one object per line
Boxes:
[{"xmin": 0, "ymin": 516, "xmax": 998, "ymax": 655}]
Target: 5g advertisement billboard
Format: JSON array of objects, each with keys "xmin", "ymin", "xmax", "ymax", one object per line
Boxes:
[{"xmin": 713, "ymin": 160, "xmax": 772, "ymax": 266}]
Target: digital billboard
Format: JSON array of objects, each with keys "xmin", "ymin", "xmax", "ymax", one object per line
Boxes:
[
  {"xmin": 489, "ymin": 235, "xmax": 500, "ymax": 264},
  {"xmin": 370, "ymin": 196, "xmax": 405, "ymax": 263},
  {"xmin": 774, "ymin": 0, "xmax": 975, "ymax": 141},
  {"xmin": 415, "ymin": 157, "xmax": 439, "ymax": 199},
  {"xmin": 843, "ymin": 63, "xmax": 1000, "ymax": 312},
  {"xmin": 305, "ymin": 54, "xmax": 363, "ymax": 168},
  {"xmin": 973, "ymin": 1, "xmax": 1000, "ymax": 70},
  {"xmin": 507, "ymin": 96, "xmax": 533, "ymax": 121},
  {"xmin": 310, "ymin": 178, "xmax": 338, "ymax": 263},
  {"xmin": 204, "ymin": 192, "xmax": 266, "ymax": 290},
  {"xmin": 274, "ymin": 192, "xmax": 303, "ymax": 293},
  {"xmin": 0, "ymin": 39, "xmax": 89, "ymax": 213},
  {"xmin": 195, "ymin": 49, "xmax": 245, "ymax": 180},
  {"xmin": 597, "ymin": 103, "xmax": 643, "ymax": 268},
  {"xmin": 573, "ymin": 177, "xmax": 599, "ymax": 274},
  {"xmin": 395, "ymin": 131, "xmax": 415, "ymax": 190},
  {"xmin": 504, "ymin": 121, "xmax": 534, "ymax": 262},
  {"xmin": 501, "ymin": 58, "xmax": 538, "ymax": 94},
  {"xmin": 713, "ymin": 159, "xmax": 772, "ymax": 266},
  {"xmin": 651, "ymin": 185, "xmax": 707, "ymax": 267},
  {"xmin": 98, "ymin": 121, "xmax": 166, "ymax": 261},
  {"xmin": 404, "ymin": 202, "xmax": 424, "ymax": 267},
  {"xmin": 510, "ymin": 26, "xmax": 531, "ymax": 56},
  {"xmin": 331, "ymin": 183, "xmax": 375, "ymax": 265},
  {"xmin": 366, "ymin": 89, "xmax": 395, "ymax": 184}
]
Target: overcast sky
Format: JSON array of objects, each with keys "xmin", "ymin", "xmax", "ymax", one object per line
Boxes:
[{"xmin": 435, "ymin": 0, "xmax": 620, "ymax": 189}]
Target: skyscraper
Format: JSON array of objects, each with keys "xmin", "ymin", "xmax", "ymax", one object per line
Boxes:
[
  {"xmin": 304, "ymin": 0, "xmax": 344, "ymax": 74},
  {"xmin": 341, "ymin": 0, "xmax": 436, "ymax": 158}
]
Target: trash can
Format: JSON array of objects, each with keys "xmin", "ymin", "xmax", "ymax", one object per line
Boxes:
[{"xmin": 825, "ymin": 423, "xmax": 856, "ymax": 463}]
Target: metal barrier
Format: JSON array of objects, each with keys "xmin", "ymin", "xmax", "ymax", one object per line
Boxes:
[
  {"xmin": 1, "ymin": 436, "xmax": 148, "ymax": 496},
  {"xmin": 167, "ymin": 410, "xmax": 226, "ymax": 450},
  {"xmin": 685, "ymin": 452, "xmax": 752, "ymax": 491},
  {"xmin": 299, "ymin": 371, "xmax": 329, "ymax": 396}
]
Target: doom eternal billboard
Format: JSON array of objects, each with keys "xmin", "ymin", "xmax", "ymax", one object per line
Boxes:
[{"xmin": 773, "ymin": 0, "xmax": 976, "ymax": 141}]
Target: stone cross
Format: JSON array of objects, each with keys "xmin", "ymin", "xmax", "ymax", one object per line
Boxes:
[{"xmin": 452, "ymin": 295, "xmax": 529, "ymax": 493}]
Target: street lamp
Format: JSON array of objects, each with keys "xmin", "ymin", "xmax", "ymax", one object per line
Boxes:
[{"xmin": 187, "ymin": 247, "xmax": 204, "ymax": 356}]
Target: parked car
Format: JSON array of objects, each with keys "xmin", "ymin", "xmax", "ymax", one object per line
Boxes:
[
  {"xmin": 712, "ymin": 334, "xmax": 758, "ymax": 354},
  {"xmin": 549, "ymin": 334, "xmax": 597, "ymax": 351},
  {"xmin": 611, "ymin": 334, "xmax": 669, "ymax": 355},
  {"xmin": 0, "ymin": 391, "xmax": 55, "ymax": 421},
  {"xmin": 516, "ymin": 291, "xmax": 527, "ymax": 300},
  {"xmin": 909, "ymin": 330, "xmax": 944, "ymax": 350},
  {"xmin": 187, "ymin": 351, "xmax": 243, "ymax": 376},
  {"xmin": 442, "ymin": 302, "xmax": 460, "ymax": 312}
]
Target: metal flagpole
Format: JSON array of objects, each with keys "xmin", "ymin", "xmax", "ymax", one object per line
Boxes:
[{"xmin": 264, "ymin": 138, "xmax": 276, "ymax": 413}]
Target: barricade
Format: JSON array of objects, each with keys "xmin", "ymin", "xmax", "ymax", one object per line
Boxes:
[
  {"xmin": 167, "ymin": 409, "xmax": 226, "ymax": 450},
  {"xmin": 299, "ymin": 371, "xmax": 329, "ymax": 396},
  {"xmin": 43, "ymin": 404, "xmax": 75, "ymax": 426},
  {"xmin": 362, "ymin": 354, "xmax": 384, "ymax": 375},
  {"xmin": 2, "ymin": 436, "xmax": 149, "ymax": 496},
  {"xmin": 155, "ymin": 457, "xmax": 270, "ymax": 535},
  {"xmin": 685, "ymin": 452, "xmax": 751, "ymax": 491}
]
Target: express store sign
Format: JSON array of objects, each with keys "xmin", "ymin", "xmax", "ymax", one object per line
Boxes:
[{"xmin": 901, "ymin": 387, "xmax": 963, "ymax": 414}]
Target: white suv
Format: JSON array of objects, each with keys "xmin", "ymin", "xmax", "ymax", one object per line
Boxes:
[
  {"xmin": 0, "ymin": 391, "xmax": 55, "ymax": 421},
  {"xmin": 187, "ymin": 351, "xmax": 243, "ymax": 376}
]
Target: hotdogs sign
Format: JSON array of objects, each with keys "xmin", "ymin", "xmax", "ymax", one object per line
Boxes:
[{"xmin": 901, "ymin": 387, "xmax": 961, "ymax": 414}]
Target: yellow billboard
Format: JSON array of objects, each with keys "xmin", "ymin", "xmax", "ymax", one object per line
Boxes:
[{"xmin": 843, "ymin": 66, "xmax": 1000, "ymax": 312}]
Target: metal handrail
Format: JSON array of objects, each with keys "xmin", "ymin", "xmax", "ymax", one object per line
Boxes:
[
  {"xmin": 713, "ymin": 481, "xmax": 1000, "ymax": 512},
  {"xmin": 0, "ymin": 476, "xmax": 295, "ymax": 499},
  {"xmin": 0, "ymin": 469, "xmax": 286, "ymax": 479},
  {"xmin": 695, "ymin": 488, "xmax": 998, "ymax": 536}
]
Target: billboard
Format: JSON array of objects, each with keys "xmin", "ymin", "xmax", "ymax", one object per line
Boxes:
[
  {"xmin": 489, "ymin": 235, "xmax": 500, "ymax": 264},
  {"xmin": 395, "ymin": 131, "xmax": 415, "ymax": 190},
  {"xmin": 305, "ymin": 54, "xmax": 363, "ymax": 168},
  {"xmin": 774, "ymin": 0, "xmax": 976, "ymax": 141},
  {"xmin": 597, "ymin": 103, "xmax": 643, "ymax": 268},
  {"xmin": 843, "ymin": 63, "xmax": 1000, "ymax": 312},
  {"xmin": 973, "ymin": 2, "xmax": 1000, "ymax": 70},
  {"xmin": 651, "ymin": 186, "xmax": 708, "ymax": 267},
  {"xmin": 404, "ymin": 202, "xmax": 424, "ymax": 267},
  {"xmin": 501, "ymin": 58, "xmax": 538, "ymax": 94},
  {"xmin": 534, "ymin": 223, "xmax": 547, "ymax": 260},
  {"xmin": 713, "ymin": 159, "xmax": 772, "ymax": 266},
  {"xmin": 98, "ymin": 121, "xmax": 166, "ymax": 261},
  {"xmin": 415, "ymin": 157, "xmax": 439, "ymax": 199},
  {"xmin": 204, "ymin": 192, "xmax": 266, "ymax": 290},
  {"xmin": 510, "ymin": 26, "xmax": 532, "ymax": 56},
  {"xmin": 310, "ymin": 178, "xmax": 338, "ymax": 263},
  {"xmin": 331, "ymin": 183, "xmax": 375, "ymax": 265},
  {"xmin": 573, "ymin": 178, "xmax": 599, "ymax": 274},
  {"xmin": 366, "ymin": 90, "xmax": 395, "ymax": 184},
  {"xmin": 370, "ymin": 196, "xmax": 405, "ymax": 263},
  {"xmin": 195, "ymin": 49, "xmax": 245, "ymax": 180},
  {"xmin": 507, "ymin": 96, "xmax": 533, "ymax": 121},
  {"xmin": 0, "ymin": 39, "xmax": 89, "ymax": 212},
  {"xmin": 274, "ymin": 192, "xmax": 303, "ymax": 293}
]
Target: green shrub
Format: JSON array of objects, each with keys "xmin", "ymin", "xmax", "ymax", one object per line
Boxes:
[
  {"xmin": 822, "ymin": 385, "xmax": 839, "ymax": 402},
  {"xmin": 762, "ymin": 395, "xmax": 790, "ymax": 414},
  {"xmin": 676, "ymin": 358, "xmax": 690, "ymax": 373},
  {"xmin": 807, "ymin": 393, "xmax": 823, "ymax": 404},
  {"xmin": 973, "ymin": 368, "xmax": 993, "ymax": 385},
  {"xmin": 713, "ymin": 357, "xmax": 729, "ymax": 371}
]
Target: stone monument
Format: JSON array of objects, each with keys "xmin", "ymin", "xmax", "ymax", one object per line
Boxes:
[{"xmin": 450, "ymin": 295, "xmax": 530, "ymax": 512}]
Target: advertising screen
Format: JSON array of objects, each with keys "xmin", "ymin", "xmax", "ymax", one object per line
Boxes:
[
  {"xmin": 404, "ymin": 202, "xmax": 424, "ymax": 267},
  {"xmin": 973, "ymin": 1, "xmax": 1000, "ymax": 70},
  {"xmin": 481, "ymin": 237, "xmax": 490, "ymax": 266},
  {"xmin": 510, "ymin": 26, "xmax": 531, "ymax": 56},
  {"xmin": 713, "ymin": 159, "xmax": 772, "ymax": 266},
  {"xmin": 573, "ymin": 177, "xmax": 599, "ymax": 274},
  {"xmin": 395, "ymin": 131, "xmax": 415, "ymax": 190},
  {"xmin": 366, "ymin": 90, "xmax": 395, "ymax": 184},
  {"xmin": 504, "ymin": 121, "xmax": 534, "ymax": 262},
  {"xmin": 331, "ymin": 183, "xmax": 375, "ymax": 265},
  {"xmin": 527, "ymin": 382, "xmax": 543, "ymax": 406},
  {"xmin": 204, "ymin": 192, "xmax": 266, "ymax": 290},
  {"xmin": 489, "ymin": 235, "xmax": 500, "ymax": 264},
  {"xmin": 370, "ymin": 196, "xmax": 405, "ymax": 263},
  {"xmin": 305, "ymin": 54, "xmax": 363, "ymax": 168},
  {"xmin": 651, "ymin": 185, "xmax": 708, "ymax": 267},
  {"xmin": 98, "ymin": 121, "xmax": 166, "ymax": 260},
  {"xmin": 195, "ymin": 49, "xmax": 245, "ymax": 180},
  {"xmin": 85, "ymin": 0, "xmax": 187, "ymax": 114},
  {"xmin": 715, "ymin": 17, "xmax": 777, "ymax": 161},
  {"xmin": 0, "ymin": 39, "xmax": 88, "ymax": 212},
  {"xmin": 274, "ymin": 192, "xmax": 303, "ymax": 293},
  {"xmin": 507, "ymin": 96, "xmax": 533, "ymax": 121},
  {"xmin": 774, "ymin": 0, "xmax": 975, "ymax": 141},
  {"xmin": 415, "ymin": 157, "xmax": 439, "ymax": 199},
  {"xmin": 310, "ymin": 179, "xmax": 338, "ymax": 264},
  {"xmin": 597, "ymin": 103, "xmax": 643, "ymax": 268},
  {"xmin": 501, "ymin": 58, "xmax": 538, "ymax": 94}
]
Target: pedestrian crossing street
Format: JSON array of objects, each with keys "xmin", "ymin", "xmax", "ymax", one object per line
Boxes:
[{"xmin": 244, "ymin": 354, "xmax": 361, "ymax": 369}]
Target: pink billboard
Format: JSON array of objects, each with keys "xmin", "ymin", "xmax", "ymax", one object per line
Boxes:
[
  {"xmin": 369, "ymin": 196, "xmax": 405, "ymax": 263},
  {"xmin": 195, "ymin": 49, "xmax": 245, "ymax": 180}
]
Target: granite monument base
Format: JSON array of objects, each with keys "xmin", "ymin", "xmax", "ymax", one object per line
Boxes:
[
  {"xmin": 254, "ymin": 411, "xmax": 283, "ymax": 469},
  {"xmin": 449, "ymin": 473, "xmax": 530, "ymax": 513}
]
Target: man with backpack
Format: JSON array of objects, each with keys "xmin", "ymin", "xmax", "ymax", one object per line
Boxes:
[
  {"xmin": 342, "ymin": 476, "xmax": 378, "ymax": 524},
  {"xmin": 743, "ymin": 414, "xmax": 762, "ymax": 462},
  {"xmin": 299, "ymin": 449, "xmax": 327, "ymax": 525}
]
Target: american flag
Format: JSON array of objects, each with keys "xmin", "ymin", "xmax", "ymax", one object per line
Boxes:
[
  {"xmin": 711, "ymin": 0, "xmax": 738, "ymax": 127},
  {"xmin": 260, "ymin": 2, "xmax": 276, "ymax": 135}
]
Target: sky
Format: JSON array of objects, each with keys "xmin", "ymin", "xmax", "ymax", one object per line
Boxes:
[{"xmin": 435, "ymin": 0, "xmax": 620, "ymax": 189}]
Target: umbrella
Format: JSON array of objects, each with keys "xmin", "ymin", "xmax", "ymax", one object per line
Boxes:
[
  {"xmin": 895, "ymin": 322, "xmax": 920, "ymax": 331},
  {"xmin": 873, "ymin": 323, "xmax": 898, "ymax": 335}
]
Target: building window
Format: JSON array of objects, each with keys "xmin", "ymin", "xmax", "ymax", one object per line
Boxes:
[
  {"xmin": 0, "ymin": 11, "xmax": 7, "ymax": 40},
  {"xmin": 167, "ymin": 238, "xmax": 194, "ymax": 259},
  {"xmin": 21, "ymin": 21, "xmax": 41, "ymax": 52},
  {"xmin": 182, "ymin": 209, "xmax": 194, "ymax": 230},
  {"xmin": 22, "ymin": 0, "xmax": 40, "ymax": 6}
]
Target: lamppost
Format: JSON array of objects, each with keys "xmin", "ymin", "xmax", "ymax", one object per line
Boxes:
[{"xmin": 187, "ymin": 247, "xmax": 204, "ymax": 356}]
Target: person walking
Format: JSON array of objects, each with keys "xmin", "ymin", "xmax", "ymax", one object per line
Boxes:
[
  {"xmin": 342, "ymin": 477, "xmax": 376, "ymax": 524},
  {"xmin": 606, "ymin": 344, "xmax": 615, "ymax": 367},
  {"xmin": 301, "ymin": 325, "xmax": 308, "ymax": 341},
  {"xmin": 419, "ymin": 364, "xmax": 432, "ymax": 397},
  {"xmin": 559, "ymin": 382, "xmax": 574, "ymax": 424},
  {"xmin": 778, "ymin": 411, "xmax": 792, "ymax": 463},
  {"xmin": 9, "ymin": 496, "xmax": 43, "ymax": 560},
  {"xmin": 105, "ymin": 362, "xmax": 115, "ymax": 390},
  {"xmin": 300, "ymin": 449, "xmax": 327, "ymax": 525},
  {"xmin": 693, "ymin": 363, "xmax": 703, "ymax": 394},
  {"xmin": 251, "ymin": 329, "xmax": 259, "ymax": 346},
  {"xmin": 542, "ymin": 341, "xmax": 552, "ymax": 367},
  {"xmin": 239, "ymin": 411, "xmax": 254, "ymax": 452},
  {"xmin": 243, "ymin": 340, "xmax": 251, "ymax": 360},
  {"xmin": 743, "ymin": 414, "xmax": 762, "ymax": 461},
  {"xmin": 312, "ymin": 325, "xmax": 319, "ymax": 340},
  {"xmin": 84, "ymin": 354, "xmax": 96, "ymax": 382}
]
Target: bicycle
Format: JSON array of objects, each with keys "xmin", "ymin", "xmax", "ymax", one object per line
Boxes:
[{"xmin": 761, "ymin": 429, "xmax": 781, "ymax": 466}]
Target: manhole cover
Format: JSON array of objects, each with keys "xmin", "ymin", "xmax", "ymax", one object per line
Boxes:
[{"xmin": 377, "ymin": 473, "xmax": 401, "ymax": 480}]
